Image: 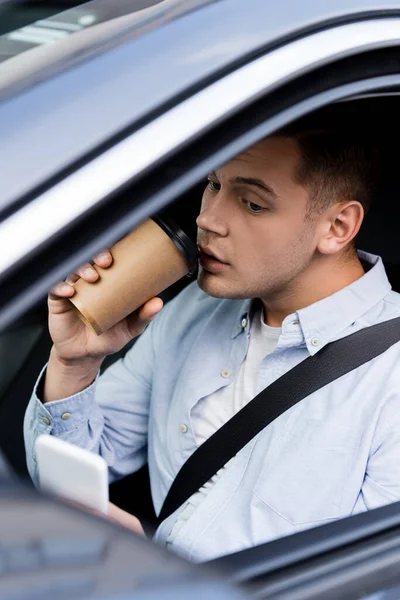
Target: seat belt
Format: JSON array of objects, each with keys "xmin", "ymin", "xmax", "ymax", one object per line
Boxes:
[{"xmin": 157, "ymin": 316, "xmax": 400, "ymax": 525}]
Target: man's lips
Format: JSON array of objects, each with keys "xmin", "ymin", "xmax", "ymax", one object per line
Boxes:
[
  {"xmin": 198, "ymin": 246, "xmax": 230, "ymax": 273},
  {"xmin": 198, "ymin": 246, "xmax": 228, "ymax": 264}
]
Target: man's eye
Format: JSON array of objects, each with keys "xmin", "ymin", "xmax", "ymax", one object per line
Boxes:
[
  {"xmin": 244, "ymin": 200, "xmax": 264, "ymax": 214},
  {"xmin": 207, "ymin": 180, "xmax": 221, "ymax": 193}
]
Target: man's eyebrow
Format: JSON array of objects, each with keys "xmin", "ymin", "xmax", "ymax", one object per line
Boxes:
[{"xmin": 231, "ymin": 176, "xmax": 278, "ymax": 198}]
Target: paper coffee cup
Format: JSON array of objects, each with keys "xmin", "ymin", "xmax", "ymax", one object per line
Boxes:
[{"xmin": 68, "ymin": 218, "xmax": 198, "ymax": 335}]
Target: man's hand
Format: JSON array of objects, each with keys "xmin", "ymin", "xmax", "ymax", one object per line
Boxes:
[
  {"xmin": 106, "ymin": 502, "xmax": 145, "ymax": 536},
  {"xmin": 64, "ymin": 499, "xmax": 145, "ymax": 535},
  {"xmin": 43, "ymin": 249, "xmax": 163, "ymax": 402},
  {"xmin": 48, "ymin": 250, "xmax": 163, "ymax": 364}
]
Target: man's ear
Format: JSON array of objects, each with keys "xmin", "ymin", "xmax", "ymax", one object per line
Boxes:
[{"xmin": 317, "ymin": 201, "xmax": 364, "ymax": 255}]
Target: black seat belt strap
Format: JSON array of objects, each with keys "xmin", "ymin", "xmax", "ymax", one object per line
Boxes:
[{"xmin": 157, "ymin": 316, "xmax": 400, "ymax": 525}]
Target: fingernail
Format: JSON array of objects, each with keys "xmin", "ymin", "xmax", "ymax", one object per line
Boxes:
[
  {"xmin": 84, "ymin": 267, "xmax": 95, "ymax": 277},
  {"xmin": 61, "ymin": 284, "xmax": 72, "ymax": 293},
  {"xmin": 97, "ymin": 252, "xmax": 110, "ymax": 260}
]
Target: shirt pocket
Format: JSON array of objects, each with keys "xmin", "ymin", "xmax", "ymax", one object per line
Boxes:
[{"xmin": 253, "ymin": 426, "xmax": 350, "ymax": 525}]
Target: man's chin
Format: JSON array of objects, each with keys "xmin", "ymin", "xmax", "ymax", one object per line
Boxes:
[
  {"xmin": 197, "ymin": 268, "xmax": 227, "ymax": 298},
  {"xmin": 197, "ymin": 268, "xmax": 246, "ymax": 299}
]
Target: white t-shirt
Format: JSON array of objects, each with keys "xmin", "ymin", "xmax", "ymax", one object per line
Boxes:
[{"xmin": 166, "ymin": 309, "xmax": 281, "ymax": 545}]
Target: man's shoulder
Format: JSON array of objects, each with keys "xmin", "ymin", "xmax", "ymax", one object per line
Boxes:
[
  {"xmin": 382, "ymin": 289, "xmax": 400, "ymax": 315},
  {"xmin": 364, "ymin": 290, "xmax": 400, "ymax": 376},
  {"xmin": 354, "ymin": 290, "xmax": 400, "ymax": 341}
]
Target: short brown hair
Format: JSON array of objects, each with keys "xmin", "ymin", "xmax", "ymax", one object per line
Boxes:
[{"xmin": 277, "ymin": 107, "xmax": 382, "ymax": 218}]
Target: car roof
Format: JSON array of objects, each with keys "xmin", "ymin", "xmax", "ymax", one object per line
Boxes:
[
  {"xmin": 1, "ymin": 0, "xmax": 400, "ymax": 214},
  {"xmin": 0, "ymin": 0, "xmax": 212, "ymax": 90}
]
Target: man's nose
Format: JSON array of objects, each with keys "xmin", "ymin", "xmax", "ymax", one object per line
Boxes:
[{"xmin": 196, "ymin": 196, "xmax": 228, "ymax": 237}]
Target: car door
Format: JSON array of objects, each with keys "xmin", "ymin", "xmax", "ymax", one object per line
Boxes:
[
  {"xmin": 3, "ymin": 1, "xmax": 400, "ymax": 597},
  {"xmin": 0, "ymin": 474, "xmax": 247, "ymax": 600},
  {"xmin": 210, "ymin": 498, "xmax": 400, "ymax": 599}
]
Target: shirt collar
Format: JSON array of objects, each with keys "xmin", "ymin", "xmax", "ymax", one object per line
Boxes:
[
  {"xmin": 295, "ymin": 251, "xmax": 391, "ymax": 355},
  {"xmin": 230, "ymin": 251, "xmax": 391, "ymax": 352}
]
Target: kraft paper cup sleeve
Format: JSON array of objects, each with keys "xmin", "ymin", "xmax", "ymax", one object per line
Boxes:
[{"xmin": 67, "ymin": 218, "xmax": 196, "ymax": 336}]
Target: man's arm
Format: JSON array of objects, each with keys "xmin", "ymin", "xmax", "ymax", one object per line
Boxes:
[
  {"xmin": 24, "ymin": 318, "xmax": 157, "ymax": 486},
  {"xmin": 23, "ymin": 249, "xmax": 163, "ymax": 486}
]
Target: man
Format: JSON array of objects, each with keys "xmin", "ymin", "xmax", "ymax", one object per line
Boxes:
[{"xmin": 24, "ymin": 109, "xmax": 400, "ymax": 562}]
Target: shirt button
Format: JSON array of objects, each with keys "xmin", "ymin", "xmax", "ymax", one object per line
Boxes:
[
  {"xmin": 41, "ymin": 416, "xmax": 51, "ymax": 426},
  {"xmin": 241, "ymin": 318, "xmax": 247, "ymax": 328},
  {"xmin": 32, "ymin": 454, "xmax": 37, "ymax": 464},
  {"xmin": 311, "ymin": 337, "xmax": 319, "ymax": 347},
  {"xmin": 179, "ymin": 423, "xmax": 188, "ymax": 433},
  {"xmin": 221, "ymin": 369, "xmax": 231, "ymax": 378},
  {"xmin": 61, "ymin": 412, "xmax": 71, "ymax": 421}
]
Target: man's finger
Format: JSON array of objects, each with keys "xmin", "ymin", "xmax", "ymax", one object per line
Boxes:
[
  {"xmin": 137, "ymin": 297, "xmax": 164, "ymax": 324},
  {"xmin": 75, "ymin": 263, "xmax": 99, "ymax": 282},
  {"xmin": 127, "ymin": 298, "xmax": 163, "ymax": 336},
  {"xmin": 92, "ymin": 250, "xmax": 113, "ymax": 269},
  {"xmin": 107, "ymin": 502, "xmax": 145, "ymax": 535},
  {"xmin": 49, "ymin": 281, "xmax": 75, "ymax": 300}
]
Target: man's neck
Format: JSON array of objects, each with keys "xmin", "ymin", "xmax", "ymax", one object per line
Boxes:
[{"xmin": 261, "ymin": 254, "xmax": 366, "ymax": 327}]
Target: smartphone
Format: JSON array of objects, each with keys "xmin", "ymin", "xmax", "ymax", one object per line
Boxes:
[{"xmin": 35, "ymin": 435, "xmax": 109, "ymax": 514}]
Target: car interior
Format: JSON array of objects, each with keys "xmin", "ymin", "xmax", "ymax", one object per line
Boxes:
[{"xmin": 1, "ymin": 92, "xmax": 400, "ymax": 546}]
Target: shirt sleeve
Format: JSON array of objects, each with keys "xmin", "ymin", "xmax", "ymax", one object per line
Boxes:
[
  {"xmin": 353, "ymin": 390, "xmax": 400, "ymax": 513},
  {"xmin": 23, "ymin": 320, "xmax": 157, "ymax": 488}
]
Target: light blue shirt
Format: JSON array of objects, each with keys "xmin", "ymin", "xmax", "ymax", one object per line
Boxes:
[{"xmin": 24, "ymin": 251, "xmax": 400, "ymax": 562}]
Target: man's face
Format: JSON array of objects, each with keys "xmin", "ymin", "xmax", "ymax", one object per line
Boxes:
[{"xmin": 196, "ymin": 136, "xmax": 320, "ymax": 301}]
